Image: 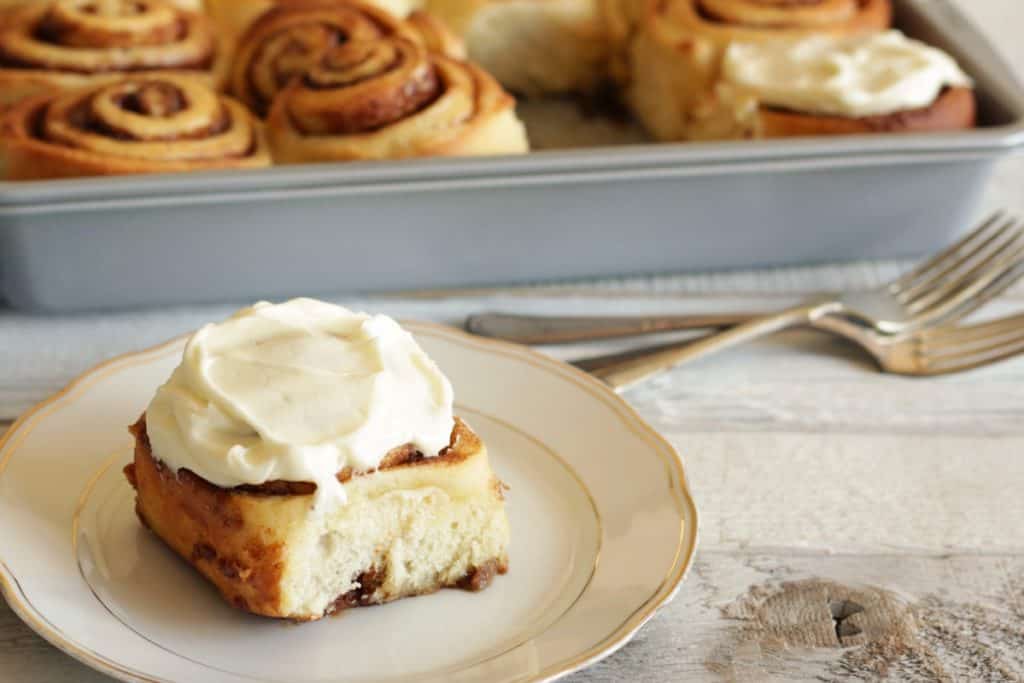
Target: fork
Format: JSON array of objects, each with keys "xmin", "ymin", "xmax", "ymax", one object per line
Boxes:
[
  {"xmin": 574, "ymin": 309, "xmax": 1024, "ymax": 384},
  {"xmin": 569, "ymin": 212, "xmax": 1024, "ymax": 390},
  {"xmin": 873, "ymin": 311, "xmax": 1024, "ymax": 376}
]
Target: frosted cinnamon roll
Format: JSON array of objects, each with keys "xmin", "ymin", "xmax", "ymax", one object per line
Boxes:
[
  {"xmin": 2, "ymin": 74, "xmax": 270, "ymax": 179},
  {"xmin": 0, "ymin": 0, "xmax": 221, "ymax": 107},
  {"xmin": 627, "ymin": 0, "xmax": 892, "ymax": 140},
  {"xmin": 228, "ymin": 1, "xmax": 462, "ymax": 117},
  {"xmin": 425, "ymin": 0, "xmax": 610, "ymax": 96},
  {"xmin": 692, "ymin": 31, "xmax": 976, "ymax": 140},
  {"xmin": 266, "ymin": 37, "xmax": 528, "ymax": 162}
]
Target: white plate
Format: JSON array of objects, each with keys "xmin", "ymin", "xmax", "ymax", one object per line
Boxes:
[{"xmin": 0, "ymin": 322, "xmax": 697, "ymax": 683}]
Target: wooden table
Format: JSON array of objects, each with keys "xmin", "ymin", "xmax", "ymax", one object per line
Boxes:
[{"xmin": 3, "ymin": 1, "xmax": 1023, "ymax": 680}]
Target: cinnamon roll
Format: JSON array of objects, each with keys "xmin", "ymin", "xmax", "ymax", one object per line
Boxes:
[
  {"xmin": 627, "ymin": 0, "xmax": 892, "ymax": 140},
  {"xmin": 266, "ymin": 37, "xmax": 528, "ymax": 162},
  {"xmin": 406, "ymin": 8, "xmax": 466, "ymax": 59},
  {"xmin": 0, "ymin": 0, "xmax": 222, "ymax": 107},
  {"xmin": 2, "ymin": 74, "xmax": 270, "ymax": 179},
  {"xmin": 600, "ymin": 0, "xmax": 643, "ymax": 85},
  {"xmin": 228, "ymin": 1, "xmax": 462, "ymax": 117},
  {"xmin": 689, "ymin": 30, "xmax": 976, "ymax": 140},
  {"xmin": 204, "ymin": 0, "xmax": 427, "ymax": 66},
  {"xmin": 125, "ymin": 300, "xmax": 509, "ymax": 621},
  {"xmin": 0, "ymin": 0, "xmax": 200, "ymax": 8},
  {"xmin": 203, "ymin": 0, "xmax": 428, "ymax": 74},
  {"xmin": 425, "ymin": 0, "xmax": 611, "ymax": 96}
]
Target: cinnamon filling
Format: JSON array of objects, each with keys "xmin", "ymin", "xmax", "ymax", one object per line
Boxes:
[
  {"xmin": 55, "ymin": 88, "xmax": 230, "ymax": 141},
  {"xmin": 9, "ymin": 74, "xmax": 263, "ymax": 164},
  {"xmin": 0, "ymin": 3, "xmax": 215, "ymax": 73},
  {"xmin": 763, "ymin": 85, "xmax": 950, "ymax": 127},
  {"xmin": 120, "ymin": 81, "xmax": 186, "ymax": 116},
  {"xmin": 281, "ymin": 37, "xmax": 449, "ymax": 135},
  {"xmin": 127, "ymin": 414, "xmax": 471, "ymax": 498},
  {"xmin": 303, "ymin": 54, "xmax": 442, "ymax": 132},
  {"xmin": 327, "ymin": 559, "xmax": 508, "ymax": 615},
  {"xmin": 244, "ymin": 22, "xmax": 378, "ymax": 114},
  {"xmin": 234, "ymin": 2, "xmax": 417, "ymax": 116},
  {"xmin": 696, "ymin": 0, "xmax": 868, "ymax": 28},
  {"xmin": 331, "ymin": 567, "xmax": 386, "ymax": 611},
  {"xmin": 35, "ymin": 9, "xmax": 184, "ymax": 48},
  {"xmin": 80, "ymin": 2, "xmax": 148, "ymax": 15},
  {"xmin": 27, "ymin": 101, "xmax": 51, "ymax": 141}
]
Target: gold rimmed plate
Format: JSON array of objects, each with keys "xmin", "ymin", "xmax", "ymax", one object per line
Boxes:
[{"xmin": 0, "ymin": 322, "xmax": 697, "ymax": 683}]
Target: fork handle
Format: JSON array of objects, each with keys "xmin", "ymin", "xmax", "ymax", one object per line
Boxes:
[
  {"xmin": 579, "ymin": 304, "xmax": 827, "ymax": 391},
  {"xmin": 465, "ymin": 312, "xmax": 757, "ymax": 344}
]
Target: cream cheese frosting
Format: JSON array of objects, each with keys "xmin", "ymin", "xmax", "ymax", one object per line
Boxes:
[
  {"xmin": 145, "ymin": 298, "xmax": 455, "ymax": 508},
  {"xmin": 722, "ymin": 30, "xmax": 973, "ymax": 118}
]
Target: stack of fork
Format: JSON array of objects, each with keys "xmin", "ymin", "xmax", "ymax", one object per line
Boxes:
[{"xmin": 468, "ymin": 213, "xmax": 1024, "ymax": 391}]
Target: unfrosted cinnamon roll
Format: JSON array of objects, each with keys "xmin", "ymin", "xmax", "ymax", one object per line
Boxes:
[
  {"xmin": 425, "ymin": 0, "xmax": 610, "ymax": 96},
  {"xmin": 627, "ymin": 0, "xmax": 892, "ymax": 141},
  {"xmin": 228, "ymin": 1, "xmax": 462, "ymax": 117},
  {"xmin": 266, "ymin": 37, "xmax": 527, "ymax": 161},
  {"xmin": 0, "ymin": 0, "xmax": 222, "ymax": 107},
  {"xmin": 2, "ymin": 74, "xmax": 270, "ymax": 179},
  {"xmin": 205, "ymin": 0, "xmax": 427, "ymax": 46},
  {"xmin": 205, "ymin": 0, "xmax": 429, "ymax": 73},
  {"xmin": 0, "ymin": 0, "xmax": 201, "ymax": 9},
  {"xmin": 600, "ymin": 0, "xmax": 641, "ymax": 85}
]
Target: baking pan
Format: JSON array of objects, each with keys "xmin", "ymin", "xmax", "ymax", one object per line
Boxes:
[{"xmin": 1, "ymin": 0, "xmax": 1022, "ymax": 313}]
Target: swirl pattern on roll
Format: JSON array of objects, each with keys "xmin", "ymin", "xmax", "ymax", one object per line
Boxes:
[
  {"xmin": 671, "ymin": 0, "xmax": 891, "ymax": 35},
  {"xmin": 229, "ymin": 1, "xmax": 424, "ymax": 117},
  {"xmin": 699, "ymin": 0, "xmax": 868, "ymax": 28},
  {"xmin": 2, "ymin": 75, "xmax": 270, "ymax": 179},
  {"xmin": 0, "ymin": 0, "xmax": 216, "ymax": 74},
  {"xmin": 266, "ymin": 37, "xmax": 527, "ymax": 161}
]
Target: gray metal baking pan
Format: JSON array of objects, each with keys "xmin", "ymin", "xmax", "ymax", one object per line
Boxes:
[{"xmin": 1, "ymin": 0, "xmax": 1022, "ymax": 313}]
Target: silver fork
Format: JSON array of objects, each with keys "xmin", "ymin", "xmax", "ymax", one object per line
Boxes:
[
  {"xmin": 570, "ymin": 212, "xmax": 1024, "ymax": 390},
  {"xmin": 875, "ymin": 311, "xmax": 1024, "ymax": 376},
  {"xmin": 574, "ymin": 309, "xmax": 1024, "ymax": 383}
]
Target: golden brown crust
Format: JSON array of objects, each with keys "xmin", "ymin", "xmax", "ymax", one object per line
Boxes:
[
  {"xmin": 679, "ymin": 0, "xmax": 892, "ymax": 36},
  {"xmin": 1, "ymin": 74, "xmax": 270, "ymax": 180},
  {"xmin": 266, "ymin": 36, "xmax": 525, "ymax": 162},
  {"xmin": 125, "ymin": 412, "xmax": 496, "ymax": 619},
  {"xmin": 127, "ymin": 417, "xmax": 287, "ymax": 617},
  {"xmin": 405, "ymin": 9, "xmax": 467, "ymax": 60},
  {"xmin": 204, "ymin": 0, "xmax": 277, "ymax": 52},
  {"xmin": 228, "ymin": 0, "xmax": 419, "ymax": 116},
  {"xmin": 0, "ymin": 0, "xmax": 221, "ymax": 106},
  {"xmin": 638, "ymin": 0, "xmax": 892, "ymax": 52},
  {"xmin": 759, "ymin": 85, "xmax": 977, "ymax": 137}
]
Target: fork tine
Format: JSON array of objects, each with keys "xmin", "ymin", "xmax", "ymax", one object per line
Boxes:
[
  {"xmin": 906, "ymin": 223, "xmax": 1024, "ymax": 314},
  {"xmin": 921, "ymin": 334, "xmax": 1024, "ymax": 376},
  {"xmin": 891, "ymin": 211, "xmax": 1006, "ymax": 292},
  {"xmin": 920, "ymin": 312, "xmax": 1024, "ymax": 348},
  {"xmin": 919, "ymin": 261, "xmax": 1024, "ymax": 328},
  {"xmin": 900, "ymin": 217, "xmax": 1022, "ymax": 306},
  {"xmin": 909, "ymin": 234, "xmax": 1024, "ymax": 327}
]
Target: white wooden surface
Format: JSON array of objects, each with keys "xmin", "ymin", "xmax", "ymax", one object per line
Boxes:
[{"xmin": 3, "ymin": 1, "xmax": 1024, "ymax": 680}]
